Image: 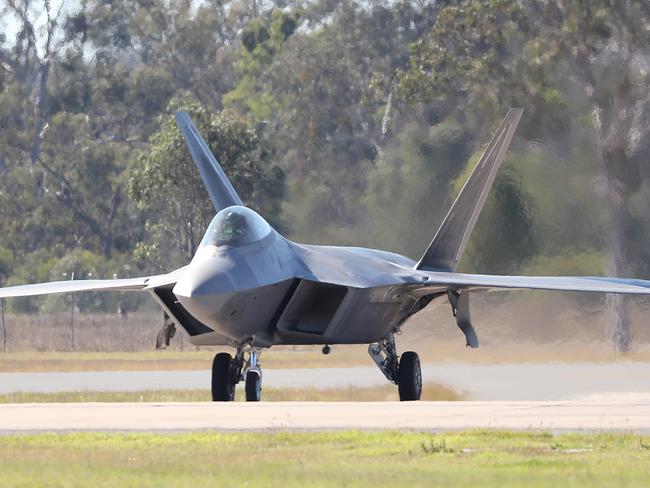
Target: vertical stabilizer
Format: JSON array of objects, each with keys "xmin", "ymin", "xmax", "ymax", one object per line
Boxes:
[
  {"xmin": 416, "ymin": 108, "xmax": 523, "ymax": 271},
  {"xmin": 174, "ymin": 111, "xmax": 244, "ymax": 211}
]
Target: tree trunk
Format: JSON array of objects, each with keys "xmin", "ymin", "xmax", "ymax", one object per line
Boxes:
[
  {"xmin": 30, "ymin": 61, "xmax": 50, "ymax": 167},
  {"xmin": 593, "ymin": 97, "xmax": 635, "ymax": 353},
  {"xmin": 101, "ymin": 189, "xmax": 123, "ymax": 258},
  {"xmin": 0, "ymin": 298, "xmax": 6, "ymax": 353},
  {"xmin": 602, "ymin": 172, "xmax": 631, "ymax": 353}
]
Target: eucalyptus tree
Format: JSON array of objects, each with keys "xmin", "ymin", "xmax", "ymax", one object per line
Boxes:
[
  {"xmin": 400, "ymin": 0, "xmax": 650, "ymax": 351},
  {"xmin": 128, "ymin": 103, "xmax": 285, "ymax": 271}
]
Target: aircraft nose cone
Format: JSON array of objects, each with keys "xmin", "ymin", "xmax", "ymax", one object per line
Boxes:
[
  {"xmin": 173, "ymin": 266, "xmax": 234, "ymax": 298},
  {"xmin": 172, "ymin": 266, "xmax": 235, "ymax": 326}
]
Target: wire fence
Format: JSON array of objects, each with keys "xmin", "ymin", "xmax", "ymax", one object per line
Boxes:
[{"xmin": 0, "ymin": 311, "xmax": 190, "ymax": 352}]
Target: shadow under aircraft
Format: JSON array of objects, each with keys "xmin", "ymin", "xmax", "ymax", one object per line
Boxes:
[{"xmin": 4, "ymin": 109, "xmax": 650, "ymax": 401}]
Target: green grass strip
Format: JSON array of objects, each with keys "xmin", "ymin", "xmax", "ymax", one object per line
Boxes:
[{"xmin": 0, "ymin": 430, "xmax": 649, "ymax": 487}]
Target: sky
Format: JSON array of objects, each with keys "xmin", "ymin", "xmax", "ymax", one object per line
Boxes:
[{"xmin": 1, "ymin": 0, "xmax": 78, "ymax": 56}]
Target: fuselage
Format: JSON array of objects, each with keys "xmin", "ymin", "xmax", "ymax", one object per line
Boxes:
[{"xmin": 170, "ymin": 206, "xmax": 435, "ymax": 347}]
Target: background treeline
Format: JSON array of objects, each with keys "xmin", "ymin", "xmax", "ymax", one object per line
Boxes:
[{"xmin": 1, "ymin": 0, "xmax": 649, "ymax": 350}]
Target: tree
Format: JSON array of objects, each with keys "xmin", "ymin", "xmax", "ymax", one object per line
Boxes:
[
  {"xmin": 128, "ymin": 103, "xmax": 285, "ymax": 270},
  {"xmin": 225, "ymin": 1, "xmax": 441, "ymax": 243}
]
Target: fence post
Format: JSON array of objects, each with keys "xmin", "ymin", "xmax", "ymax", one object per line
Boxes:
[
  {"xmin": 70, "ymin": 271, "xmax": 75, "ymax": 351},
  {"xmin": 1, "ymin": 298, "xmax": 5, "ymax": 353}
]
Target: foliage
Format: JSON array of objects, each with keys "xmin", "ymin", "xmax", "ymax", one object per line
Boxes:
[{"xmin": 399, "ymin": 0, "xmax": 650, "ymax": 349}]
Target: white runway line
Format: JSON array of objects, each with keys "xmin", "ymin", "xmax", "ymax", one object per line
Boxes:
[{"xmin": 1, "ymin": 400, "xmax": 649, "ymax": 432}]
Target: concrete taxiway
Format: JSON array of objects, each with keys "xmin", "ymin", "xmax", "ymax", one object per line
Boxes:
[
  {"xmin": 1, "ymin": 400, "xmax": 649, "ymax": 432},
  {"xmin": 3, "ymin": 362, "xmax": 650, "ymax": 400}
]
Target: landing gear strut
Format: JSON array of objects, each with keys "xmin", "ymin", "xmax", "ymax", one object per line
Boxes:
[
  {"xmin": 244, "ymin": 350, "xmax": 262, "ymax": 402},
  {"xmin": 211, "ymin": 346, "xmax": 263, "ymax": 402},
  {"xmin": 368, "ymin": 334, "xmax": 422, "ymax": 401}
]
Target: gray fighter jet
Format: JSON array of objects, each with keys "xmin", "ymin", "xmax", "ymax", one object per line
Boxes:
[{"xmin": 3, "ymin": 108, "xmax": 650, "ymax": 401}]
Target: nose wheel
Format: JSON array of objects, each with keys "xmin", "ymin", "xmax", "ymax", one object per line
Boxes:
[
  {"xmin": 368, "ymin": 334, "xmax": 422, "ymax": 401},
  {"xmin": 245, "ymin": 370, "xmax": 262, "ymax": 401},
  {"xmin": 211, "ymin": 348, "xmax": 263, "ymax": 402}
]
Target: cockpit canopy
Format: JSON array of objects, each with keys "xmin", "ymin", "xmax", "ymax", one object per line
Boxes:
[{"xmin": 201, "ymin": 206, "xmax": 272, "ymax": 248}]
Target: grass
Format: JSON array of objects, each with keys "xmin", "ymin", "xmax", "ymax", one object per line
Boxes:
[
  {"xmin": 0, "ymin": 383, "xmax": 464, "ymax": 403},
  {"xmin": 0, "ymin": 349, "xmax": 372, "ymax": 372},
  {"xmin": 0, "ymin": 430, "xmax": 648, "ymax": 486}
]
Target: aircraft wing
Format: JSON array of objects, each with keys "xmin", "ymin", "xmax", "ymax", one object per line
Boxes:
[
  {"xmin": 0, "ymin": 268, "xmax": 186, "ymax": 299},
  {"xmin": 413, "ymin": 271, "xmax": 650, "ymax": 349},
  {"xmin": 416, "ymin": 271, "xmax": 650, "ymax": 295}
]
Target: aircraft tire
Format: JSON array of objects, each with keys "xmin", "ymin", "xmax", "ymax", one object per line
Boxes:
[
  {"xmin": 398, "ymin": 351, "xmax": 422, "ymax": 401},
  {"xmin": 212, "ymin": 352, "xmax": 235, "ymax": 401},
  {"xmin": 245, "ymin": 370, "xmax": 262, "ymax": 402}
]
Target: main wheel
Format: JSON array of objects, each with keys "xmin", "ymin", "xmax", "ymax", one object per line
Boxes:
[
  {"xmin": 398, "ymin": 351, "xmax": 422, "ymax": 401},
  {"xmin": 212, "ymin": 352, "xmax": 235, "ymax": 401},
  {"xmin": 245, "ymin": 370, "xmax": 262, "ymax": 402}
]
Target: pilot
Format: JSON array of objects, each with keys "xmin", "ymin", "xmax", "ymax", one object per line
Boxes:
[{"xmin": 221, "ymin": 211, "xmax": 249, "ymax": 244}]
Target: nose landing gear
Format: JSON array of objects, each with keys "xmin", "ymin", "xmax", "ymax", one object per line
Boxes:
[
  {"xmin": 244, "ymin": 350, "xmax": 262, "ymax": 402},
  {"xmin": 368, "ymin": 334, "xmax": 422, "ymax": 401},
  {"xmin": 211, "ymin": 346, "xmax": 263, "ymax": 402}
]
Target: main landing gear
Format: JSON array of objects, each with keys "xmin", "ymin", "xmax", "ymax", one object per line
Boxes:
[
  {"xmin": 211, "ymin": 347, "xmax": 262, "ymax": 402},
  {"xmin": 368, "ymin": 334, "xmax": 422, "ymax": 401}
]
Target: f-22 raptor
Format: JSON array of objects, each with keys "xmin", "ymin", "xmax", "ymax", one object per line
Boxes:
[{"xmin": 3, "ymin": 108, "xmax": 650, "ymax": 401}]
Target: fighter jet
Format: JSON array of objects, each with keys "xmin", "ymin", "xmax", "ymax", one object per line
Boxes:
[{"xmin": 3, "ymin": 108, "xmax": 650, "ymax": 402}]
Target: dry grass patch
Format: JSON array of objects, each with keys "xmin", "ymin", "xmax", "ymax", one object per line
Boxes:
[
  {"xmin": 0, "ymin": 382, "xmax": 464, "ymax": 403},
  {"xmin": 6, "ymin": 341, "xmax": 650, "ymax": 374},
  {"xmin": 0, "ymin": 348, "xmax": 370, "ymax": 372}
]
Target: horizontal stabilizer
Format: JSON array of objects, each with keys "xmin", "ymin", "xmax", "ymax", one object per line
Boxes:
[
  {"xmin": 174, "ymin": 112, "xmax": 244, "ymax": 211},
  {"xmin": 416, "ymin": 108, "xmax": 523, "ymax": 271}
]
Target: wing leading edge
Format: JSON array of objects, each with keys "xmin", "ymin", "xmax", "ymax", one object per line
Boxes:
[
  {"xmin": 414, "ymin": 270, "xmax": 650, "ymax": 348},
  {"xmin": 0, "ymin": 268, "xmax": 185, "ymax": 299},
  {"xmin": 416, "ymin": 271, "xmax": 650, "ymax": 295}
]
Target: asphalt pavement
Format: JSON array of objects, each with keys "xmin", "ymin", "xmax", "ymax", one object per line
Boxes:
[
  {"xmin": 3, "ymin": 362, "xmax": 650, "ymax": 400},
  {"xmin": 1, "ymin": 400, "xmax": 649, "ymax": 432}
]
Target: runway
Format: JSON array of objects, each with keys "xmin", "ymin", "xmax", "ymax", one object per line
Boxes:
[
  {"xmin": 1, "ymin": 399, "xmax": 649, "ymax": 432},
  {"xmin": 3, "ymin": 362, "xmax": 650, "ymax": 400}
]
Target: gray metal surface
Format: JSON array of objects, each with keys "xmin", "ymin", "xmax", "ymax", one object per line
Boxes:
[
  {"xmin": 0, "ymin": 277, "xmax": 150, "ymax": 298},
  {"xmin": 0, "ymin": 268, "xmax": 184, "ymax": 299},
  {"xmin": 174, "ymin": 111, "xmax": 243, "ymax": 211},
  {"xmin": 416, "ymin": 108, "xmax": 523, "ymax": 271}
]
